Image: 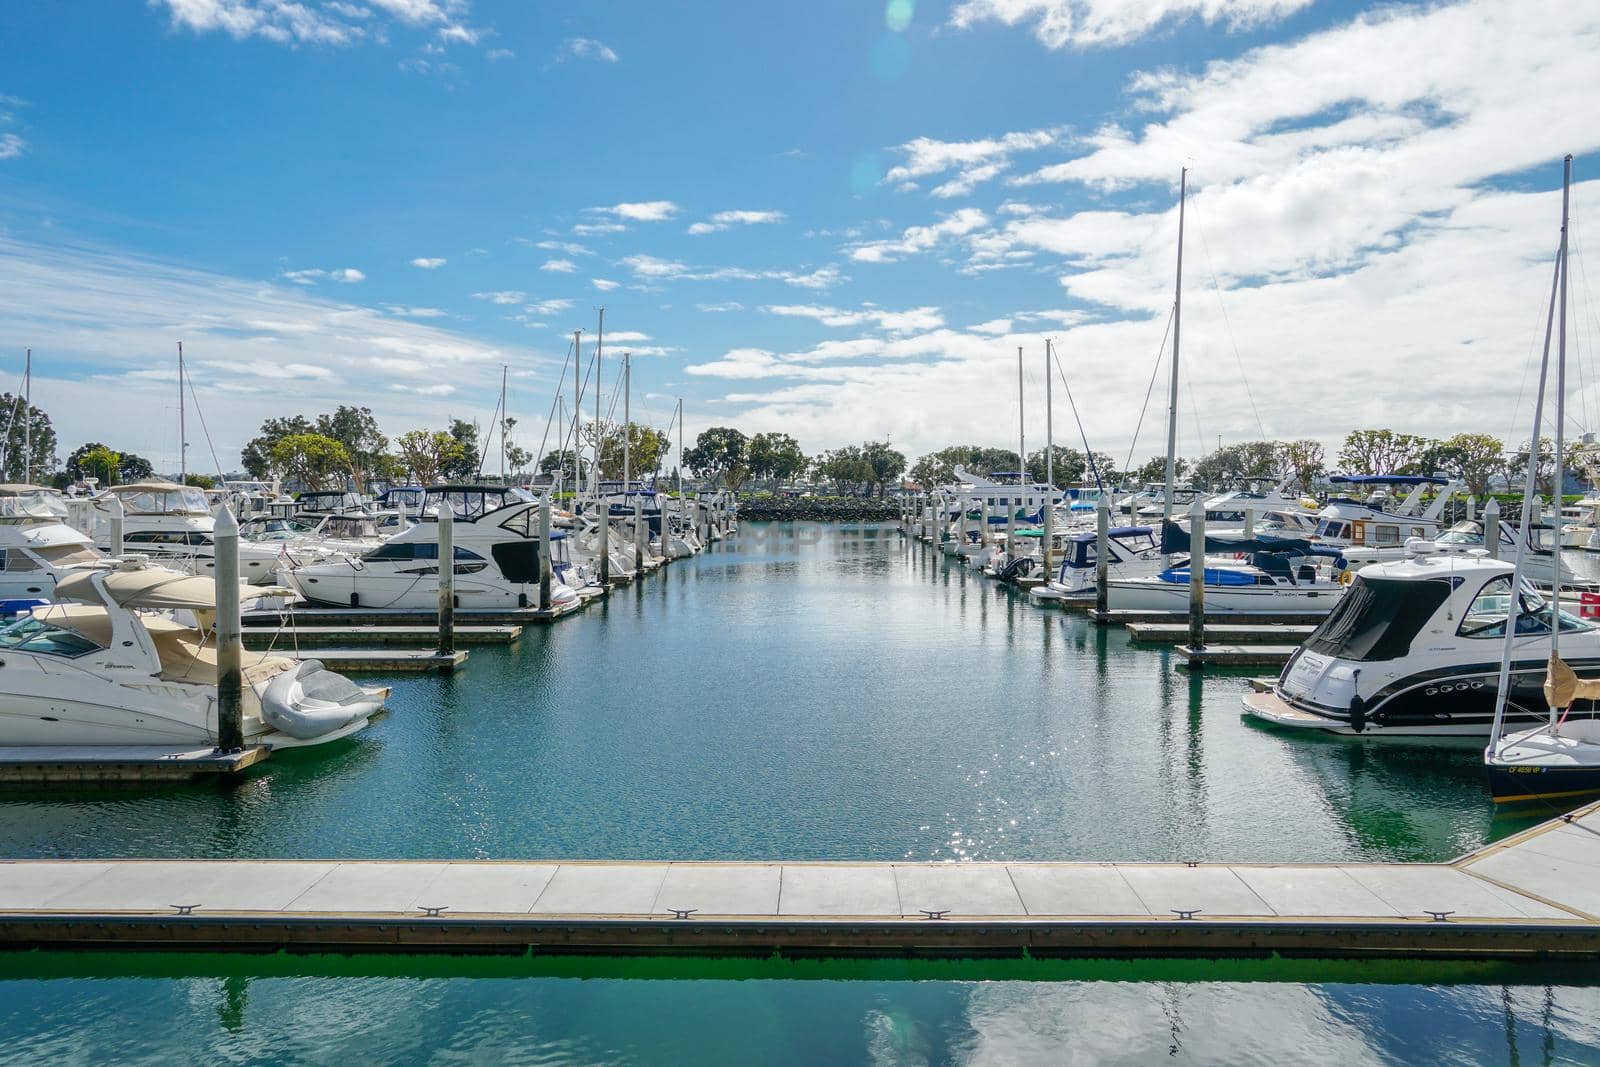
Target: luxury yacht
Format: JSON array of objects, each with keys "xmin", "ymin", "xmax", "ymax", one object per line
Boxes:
[
  {"xmin": 0, "ymin": 561, "xmax": 386, "ymax": 747},
  {"xmin": 0, "ymin": 485, "xmax": 106, "ymax": 603},
  {"xmin": 1310, "ymin": 474, "xmax": 1461, "ymax": 559},
  {"xmin": 1242, "ymin": 553, "xmax": 1600, "ymax": 739},
  {"xmin": 286, "ymin": 485, "xmax": 580, "ymax": 610}
]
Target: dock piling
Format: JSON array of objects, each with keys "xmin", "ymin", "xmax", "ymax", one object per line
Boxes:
[
  {"xmin": 1095, "ymin": 495, "xmax": 1110, "ymax": 618},
  {"xmin": 1188, "ymin": 498, "xmax": 1205, "ymax": 652},
  {"xmin": 107, "ymin": 493, "xmax": 124, "ymax": 559},
  {"xmin": 634, "ymin": 494, "xmax": 646, "ymax": 566},
  {"xmin": 1484, "ymin": 498, "xmax": 1500, "ymax": 559},
  {"xmin": 437, "ymin": 504, "xmax": 455, "ymax": 657},
  {"xmin": 214, "ymin": 506, "xmax": 244, "ymax": 752},
  {"xmin": 1242, "ymin": 505, "xmax": 1254, "ymax": 539},
  {"xmin": 538, "ymin": 494, "xmax": 553, "ymax": 611},
  {"xmin": 599, "ymin": 496, "xmax": 611, "ymax": 585}
]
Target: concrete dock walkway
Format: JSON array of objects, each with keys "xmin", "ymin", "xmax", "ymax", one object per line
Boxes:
[{"xmin": 3, "ymin": 800, "xmax": 1600, "ymax": 957}]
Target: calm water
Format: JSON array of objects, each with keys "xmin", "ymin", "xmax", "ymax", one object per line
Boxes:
[{"xmin": 1, "ymin": 522, "xmax": 1596, "ymax": 1065}]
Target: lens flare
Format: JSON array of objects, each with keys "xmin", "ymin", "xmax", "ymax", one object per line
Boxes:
[
  {"xmin": 870, "ymin": 33, "xmax": 911, "ymax": 82},
  {"xmin": 849, "ymin": 154, "xmax": 882, "ymax": 195},
  {"xmin": 885, "ymin": 0, "xmax": 913, "ymax": 32}
]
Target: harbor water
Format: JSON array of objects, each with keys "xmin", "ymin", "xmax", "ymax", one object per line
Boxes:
[{"xmin": 2, "ymin": 521, "xmax": 1598, "ymax": 1064}]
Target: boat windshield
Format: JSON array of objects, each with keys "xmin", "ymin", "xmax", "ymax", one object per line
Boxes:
[
  {"xmin": 1303, "ymin": 576, "xmax": 1454, "ymax": 662},
  {"xmin": 1456, "ymin": 576, "xmax": 1591, "ymax": 638},
  {"xmin": 0, "ymin": 490, "xmax": 69, "ymax": 520},
  {"xmin": 0, "ymin": 614, "xmax": 102, "ymax": 658},
  {"xmin": 113, "ymin": 487, "xmax": 210, "ymax": 515},
  {"xmin": 241, "ymin": 516, "xmax": 318, "ymax": 540}
]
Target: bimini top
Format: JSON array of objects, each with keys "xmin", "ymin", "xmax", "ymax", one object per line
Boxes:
[
  {"xmin": 55, "ymin": 564, "xmax": 289, "ymax": 611},
  {"xmin": 102, "ymin": 483, "xmax": 212, "ymax": 515},
  {"xmin": 1068, "ymin": 526, "xmax": 1153, "ymax": 543},
  {"xmin": 1328, "ymin": 474, "xmax": 1450, "ymax": 486}
]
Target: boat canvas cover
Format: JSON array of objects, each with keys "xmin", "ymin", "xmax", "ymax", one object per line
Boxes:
[
  {"xmin": 1303, "ymin": 576, "xmax": 1453, "ymax": 662},
  {"xmin": 34, "ymin": 603, "xmax": 291, "ymax": 684},
  {"xmin": 54, "ymin": 568, "xmax": 282, "ymax": 610},
  {"xmin": 1158, "ymin": 520, "xmax": 1342, "ymax": 559}
]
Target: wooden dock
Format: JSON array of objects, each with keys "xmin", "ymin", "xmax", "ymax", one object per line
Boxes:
[
  {"xmin": 244, "ymin": 625, "xmax": 521, "ymax": 648},
  {"xmin": 287, "ymin": 649, "xmax": 467, "ymax": 673},
  {"xmin": 3, "ymin": 801, "xmax": 1600, "ymax": 957},
  {"xmin": 1129, "ymin": 623, "xmax": 1315, "ymax": 645},
  {"xmin": 1175, "ymin": 644, "xmax": 1300, "ymax": 669},
  {"xmin": 0, "ymin": 745, "xmax": 270, "ymax": 784},
  {"xmin": 1092, "ymin": 609, "xmax": 1326, "ymax": 627},
  {"xmin": 244, "ymin": 602, "xmax": 584, "ymax": 627}
]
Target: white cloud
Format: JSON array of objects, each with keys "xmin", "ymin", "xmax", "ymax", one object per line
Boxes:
[
  {"xmin": 572, "ymin": 221, "xmax": 629, "ymax": 236},
  {"xmin": 559, "ymin": 36, "xmax": 619, "ymax": 62},
  {"xmin": 486, "ymin": 47, "xmax": 513, "ymax": 60},
  {"xmin": 530, "ymin": 239, "xmax": 591, "ymax": 255},
  {"xmin": 604, "ymin": 331, "xmax": 652, "ymax": 342},
  {"xmin": 148, "ymin": 0, "xmax": 481, "ymax": 46},
  {"xmin": 472, "ymin": 290, "xmax": 525, "ymax": 304},
  {"xmin": 390, "ymin": 382, "xmax": 457, "ymax": 395},
  {"xmin": 590, "ymin": 200, "xmax": 680, "ymax": 222},
  {"xmin": 523, "ymin": 298, "xmax": 574, "ymax": 315},
  {"xmin": 947, "ymin": 0, "xmax": 1313, "ymax": 49},
  {"xmin": 281, "ymin": 266, "xmax": 365, "ymax": 284},
  {"xmin": 592, "ymin": 278, "xmax": 621, "ymax": 291},
  {"xmin": 540, "ymin": 258, "xmax": 578, "ymax": 273},
  {"xmin": 619, "ymin": 255, "xmax": 846, "ymax": 290},
  {"xmin": 0, "ymin": 133, "xmax": 24, "ymax": 160},
  {"xmin": 385, "ymin": 304, "xmax": 449, "ymax": 318},
  {"xmin": 409, "ymin": 256, "xmax": 446, "ymax": 269},
  {"xmin": 202, "ymin": 359, "xmax": 335, "ymax": 381},
  {"xmin": 698, "ymin": 302, "xmax": 745, "ymax": 312},
  {"xmin": 764, "ymin": 304, "xmax": 945, "ymax": 333},
  {"xmin": 687, "ymin": 209, "xmax": 786, "ymax": 235},
  {"xmin": 847, "ymin": 208, "xmax": 989, "ymax": 263},
  {"xmin": 883, "ymin": 128, "xmax": 1062, "ymax": 201}
]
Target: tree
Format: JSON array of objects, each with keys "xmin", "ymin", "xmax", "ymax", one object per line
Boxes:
[
  {"xmin": 1026, "ymin": 446, "xmax": 1087, "ymax": 488},
  {"xmin": 1190, "ymin": 441, "xmax": 1281, "ymax": 489},
  {"xmin": 183, "ymin": 474, "xmax": 217, "ymax": 489},
  {"xmin": 1126, "ymin": 455, "xmax": 1190, "ymax": 486},
  {"xmin": 1427, "ymin": 432, "xmax": 1505, "ymax": 497},
  {"xmin": 70, "ymin": 444, "xmax": 122, "ymax": 486},
  {"xmin": 65, "ymin": 442, "xmax": 154, "ymax": 485},
  {"xmin": 443, "ymin": 418, "xmax": 480, "ymax": 481},
  {"xmin": 814, "ymin": 446, "xmax": 871, "ymax": 495},
  {"xmin": 1510, "ymin": 437, "xmax": 1558, "ymax": 496},
  {"xmin": 268, "ymin": 433, "xmax": 352, "ymax": 491},
  {"xmin": 314, "ymin": 406, "xmax": 388, "ymax": 491},
  {"xmin": 396, "ymin": 429, "xmax": 470, "ymax": 487},
  {"xmin": 1277, "ymin": 439, "xmax": 1325, "ymax": 493},
  {"xmin": 908, "ymin": 445, "xmax": 1020, "ymax": 488},
  {"xmin": 539, "ymin": 449, "xmax": 588, "ymax": 484},
  {"xmin": 861, "ymin": 440, "xmax": 906, "ymax": 496},
  {"xmin": 683, "ymin": 427, "xmax": 749, "ymax": 488},
  {"xmin": 1337, "ymin": 429, "xmax": 1428, "ymax": 476},
  {"xmin": 584, "ymin": 421, "xmax": 671, "ymax": 481},
  {"xmin": 241, "ymin": 415, "xmax": 314, "ymax": 479},
  {"xmin": 747, "ymin": 432, "xmax": 807, "ymax": 489},
  {"xmin": 0, "ymin": 393, "xmax": 58, "ymax": 483}
]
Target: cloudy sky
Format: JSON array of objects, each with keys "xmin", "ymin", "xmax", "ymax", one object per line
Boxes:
[{"xmin": 0, "ymin": 0, "xmax": 1597, "ymax": 473}]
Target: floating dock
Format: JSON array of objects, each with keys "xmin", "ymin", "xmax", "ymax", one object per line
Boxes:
[
  {"xmin": 244, "ymin": 603, "xmax": 584, "ymax": 627},
  {"xmin": 1127, "ymin": 623, "xmax": 1315, "ymax": 645},
  {"xmin": 1092, "ymin": 610, "xmax": 1326, "ymax": 626},
  {"xmin": 3, "ymin": 801, "xmax": 1600, "ymax": 957},
  {"xmin": 243, "ymin": 625, "xmax": 521, "ymax": 648},
  {"xmin": 1175, "ymin": 644, "xmax": 1301, "ymax": 669},
  {"xmin": 0, "ymin": 745, "xmax": 270, "ymax": 784},
  {"xmin": 287, "ymin": 649, "xmax": 467, "ymax": 673}
]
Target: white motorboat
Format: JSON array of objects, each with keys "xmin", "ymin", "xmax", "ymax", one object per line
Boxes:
[
  {"xmin": 0, "ymin": 561, "xmax": 386, "ymax": 747},
  {"xmin": 1311, "ymin": 474, "xmax": 1460, "ymax": 559},
  {"xmin": 1194, "ymin": 478, "xmax": 1321, "ymax": 536},
  {"xmin": 1243, "ymin": 553, "xmax": 1598, "ymax": 739},
  {"xmin": 0, "ymin": 485, "xmax": 107, "ymax": 604},
  {"xmin": 1107, "ymin": 521, "xmax": 1346, "ymax": 615},
  {"xmin": 287, "ymin": 485, "xmax": 580, "ymax": 610},
  {"xmin": 1029, "ymin": 525, "xmax": 1163, "ymax": 602}
]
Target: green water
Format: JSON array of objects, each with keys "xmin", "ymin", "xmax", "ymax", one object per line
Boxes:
[{"xmin": 0, "ymin": 522, "xmax": 1595, "ymax": 1064}]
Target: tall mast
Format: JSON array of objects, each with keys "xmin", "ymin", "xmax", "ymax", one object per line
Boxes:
[
  {"xmin": 1551, "ymin": 153, "xmax": 1572, "ymax": 724},
  {"xmin": 499, "ymin": 364, "xmax": 508, "ymax": 483},
  {"xmin": 21, "ymin": 348, "xmax": 30, "ymax": 484},
  {"xmin": 177, "ymin": 341, "xmax": 187, "ymax": 485},
  {"xmin": 572, "ymin": 328, "xmax": 583, "ymax": 497},
  {"xmin": 1044, "ymin": 338, "xmax": 1055, "ymax": 573},
  {"xmin": 1162, "ymin": 167, "xmax": 1186, "ymax": 535},
  {"xmin": 1017, "ymin": 345, "xmax": 1026, "ymax": 507},
  {"xmin": 623, "ymin": 352, "xmax": 632, "ymax": 490},
  {"xmin": 676, "ymin": 397, "xmax": 684, "ymax": 495},
  {"xmin": 594, "ymin": 307, "xmax": 605, "ymax": 496}
]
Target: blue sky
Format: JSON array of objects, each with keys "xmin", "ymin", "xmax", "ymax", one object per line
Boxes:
[{"xmin": 0, "ymin": 0, "xmax": 1597, "ymax": 474}]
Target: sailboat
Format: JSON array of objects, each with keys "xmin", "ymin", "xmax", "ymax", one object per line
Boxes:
[{"xmin": 1485, "ymin": 155, "xmax": 1600, "ymax": 802}]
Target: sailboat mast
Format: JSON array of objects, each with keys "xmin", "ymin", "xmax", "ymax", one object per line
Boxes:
[
  {"xmin": 572, "ymin": 328, "xmax": 583, "ymax": 497},
  {"xmin": 676, "ymin": 397, "xmax": 683, "ymax": 495},
  {"xmin": 623, "ymin": 352, "xmax": 631, "ymax": 491},
  {"xmin": 594, "ymin": 307, "xmax": 605, "ymax": 496},
  {"xmin": 1017, "ymin": 346, "xmax": 1026, "ymax": 511},
  {"xmin": 1044, "ymin": 338, "xmax": 1055, "ymax": 574},
  {"xmin": 177, "ymin": 341, "xmax": 186, "ymax": 485},
  {"xmin": 500, "ymin": 364, "xmax": 508, "ymax": 483},
  {"xmin": 1162, "ymin": 167, "xmax": 1186, "ymax": 533},
  {"xmin": 21, "ymin": 347, "xmax": 30, "ymax": 485},
  {"xmin": 1551, "ymin": 153, "xmax": 1572, "ymax": 723}
]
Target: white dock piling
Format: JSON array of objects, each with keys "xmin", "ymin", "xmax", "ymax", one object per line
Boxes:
[
  {"xmin": 599, "ymin": 497, "xmax": 611, "ymax": 585},
  {"xmin": 437, "ymin": 504, "xmax": 455, "ymax": 656},
  {"xmin": 1484, "ymin": 497, "xmax": 1500, "ymax": 559},
  {"xmin": 1188, "ymin": 498, "xmax": 1206, "ymax": 651},
  {"xmin": 1005, "ymin": 495, "xmax": 1016, "ymax": 568},
  {"xmin": 634, "ymin": 495, "xmax": 647, "ymax": 565},
  {"xmin": 214, "ymin": 506, "xmax": 244, "ymax": 752},
  {"xmin": 538, "ymin": 494, "xmax": 553, "ymax": 611},
  {"xmin": 1242, "ymin": 505, "xmax": 1254, "ymax": 539},
  {"xmin": 107, "ymin": 494, "xmax": 124, "ymax": 559},
  {"xmin": 1096, "ymin": 495, "xmax": 1110, "ymax": 617}
]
